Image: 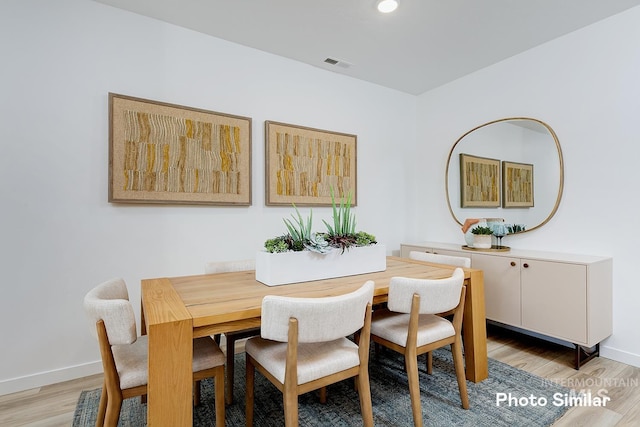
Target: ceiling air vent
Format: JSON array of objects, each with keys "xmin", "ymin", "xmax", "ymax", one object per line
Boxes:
[{"xmin": 324, "ymin": 57, "xmax": 352, "ymax": 69}]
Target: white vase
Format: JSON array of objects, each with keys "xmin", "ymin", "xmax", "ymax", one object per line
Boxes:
[
  {"xmin": 473, "ymin": 235, "xmax": 492, "ymax": 249},
  {"xmin": 255, "ymin": 244, "xmax": 387, "ymax": 286},
  {"xmin": 464, "ymin": 219, "xmax": 487, "ymax": 247}
]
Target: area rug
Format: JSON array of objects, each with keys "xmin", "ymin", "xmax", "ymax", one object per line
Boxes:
[{"xmin": 73, "ymin": 348, "xmax": 570, "ymax": 426}]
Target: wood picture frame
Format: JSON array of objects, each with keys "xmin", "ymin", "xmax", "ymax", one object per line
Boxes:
[
  {"xmin": 109, "ymin": 93, "xmax": 251, "ymax": 205},
  {"xmin": 459, "ymin": 153, "xmax": 500, "ymax": 208},
  {"xmin": 265, "ymin": 121, "xmax": 357, "ymax": 206},
  {"xmin": 502, "ymin": 160, "xmax": 534, "ymax": 208}
]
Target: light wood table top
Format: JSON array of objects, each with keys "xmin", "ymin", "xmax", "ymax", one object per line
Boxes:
[{"xmin": 141, "ymin": 256, "xmax": 488, "ymax": 426}]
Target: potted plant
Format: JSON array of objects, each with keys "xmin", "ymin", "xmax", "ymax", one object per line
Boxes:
[
  {"xmin": 471, "ymin": 225, "xmax": 493, "ymax": 249},
  {"xmin": 256, "ymin": 190, "xmax": 386, "ymax": 286}
]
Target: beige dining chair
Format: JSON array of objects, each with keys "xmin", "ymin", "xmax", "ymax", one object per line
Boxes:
[
  {"xmin": 204, "ymin": 259, "xmax": 261, "ymax": 404},
  {"xmin": 409, "ymin": 250, "xmax": 471, "ymax": 268},
  {"xmin": 84, "ymin": 278, "xmax": 225, "ymax": 427},
  {"xmin": 245, "ymin": 281, "xmax": 375, "ymax": 427},
  {"xmin": 370, "ymin": 269, "xmax": 469, "ymax": 427}
]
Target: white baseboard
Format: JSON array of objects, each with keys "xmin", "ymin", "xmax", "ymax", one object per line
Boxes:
[
  {"xmin": 0, "ymin": 360, "xmax": 102, "ymax": 397},
  {"xmin": 600, "ymin": 345, "xmax": 640, "ymax": 369}
]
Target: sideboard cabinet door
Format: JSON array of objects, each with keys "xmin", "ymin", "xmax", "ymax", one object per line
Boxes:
[
  {"xmin": 521, "ymin": 260, "xmax": 587, "ymax": 344},
  {"xmin": 471, "ymin": 253, "xmax": 522, "ymax": 326}
]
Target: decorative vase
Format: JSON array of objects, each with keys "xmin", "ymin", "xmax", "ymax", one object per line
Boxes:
[
  {"xmin": 464, "ymin": 219, "xmax": 487, "ymax": 247},
  {"xmin": 473, "ymin": 235, "xmax": 492, "ymax": 249},
  {"xmin": 255, "ymin": 244, "xmax": 387, "ymax": 286}
]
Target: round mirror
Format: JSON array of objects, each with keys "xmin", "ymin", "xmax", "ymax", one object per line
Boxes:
[{"xmin": 445, "ymin": 117, "xmax": 564, "ymax": 233}]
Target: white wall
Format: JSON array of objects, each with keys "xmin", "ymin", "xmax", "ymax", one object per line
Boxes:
[
  {"xmin": 413, "ymin": 6, "xmax": 640, "ymax": 367},
  {"xmin": 0, "ymin": 0, "xmax": 416, "ymax": 394},
  {"xmin": 3, "ymin": 0, "xmax": 639, "ymax": 396}
]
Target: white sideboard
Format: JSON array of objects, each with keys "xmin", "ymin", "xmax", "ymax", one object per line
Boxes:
[{"xmin": 400, "ymin": 242, "xmax": 613, "ymax": 369}]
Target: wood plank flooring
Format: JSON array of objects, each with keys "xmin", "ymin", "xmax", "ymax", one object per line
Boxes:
[{"xmin": 1, "ymin": 326, "xmax": 638, "ymax": 426}]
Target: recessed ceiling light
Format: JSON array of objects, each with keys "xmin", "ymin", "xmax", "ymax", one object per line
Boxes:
[{"xmin": 377, "ymin": 0, "xmax": 398, "ymax": 13}]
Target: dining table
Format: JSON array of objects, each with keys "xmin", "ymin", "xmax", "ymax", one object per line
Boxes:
[{"xmin": 141, "ymin": 256, "xmax": 487, "ymax": 426}]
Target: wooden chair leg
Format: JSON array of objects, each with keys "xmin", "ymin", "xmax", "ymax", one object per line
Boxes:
[
  {"xmin": 104, "ymin": 392, "xmax": 122, "ymax": 427},
  {"xmin": 226, "ymin": 334, "xmax": 236, "ymax": 404},
  {"xmin": 283, "ymin": 386, "xmax": 299, "ymax": 427},
  {"xmin": 426, "ymin": 351, "xmax": 433, "ymax": 375},
  {"xmin": 194, "ymin": 380, "xmax": 201, "ymax": 406},
  {"xmin": 215, "ymin": 366, "xmax": 226, "ymax": 427},
  {"xmin": 319, "ymin": 386, "xmax": 327, "ymax": 404},
  {"xmin": 245, "ymin": 357, "xmax": 255, "ymax": 427},
  {"xmin": 451, "ymin": 340, "xmax": 470, "ymax": 409},
  {"xmin": 405, "ymin": 354, "xmax": 423, "ymax": 427},
  {"xmin": 97, "ymin": 382, "xmax": 107, "ymax": 427},
  {"xmin": 356, "ymin": 373, "xmax": 374, "ymax": 427}
]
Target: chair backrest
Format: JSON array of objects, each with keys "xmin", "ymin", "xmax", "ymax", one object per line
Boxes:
[
  {"xmin": 388, "ymin": 268, "xmax": 464, "ymax": 315},
  {"xmin": 205, "ymin": 259, "xmax": 255, "ymax": 274},
  {"xmin": 83, "ymin": 278, "xmax": 137, "ymax": 345},
  {"xmin": 409, "ymin": 251, "xmax": 471, "ymax": 268},
  {"xmin": 260, "ymin": 281, "xmax": 375, "ymax": 343}
]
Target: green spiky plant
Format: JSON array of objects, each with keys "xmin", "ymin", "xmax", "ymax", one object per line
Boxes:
[
  {"xmin": 264, "ymin": 188, "xmax": 376, "ymax": 254},
  {"xmin": 283, "ymin": 204, "xmax": 312, "ymax": 250},
  {"xmin": 322, "ymin": 188, "xmax": 377, "ymax": 252}
]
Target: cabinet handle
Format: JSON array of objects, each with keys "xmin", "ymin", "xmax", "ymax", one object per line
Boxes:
[
  {"xmin": 523, "ymin": 263, "xmax": 529, "ymax": 268},
  {"xmin": 510, "ymin": 261, "xmax": 516, "ymax": 267}
]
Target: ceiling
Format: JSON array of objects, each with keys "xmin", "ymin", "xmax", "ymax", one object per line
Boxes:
[{"xmin": 93, "ymin": 0, "xmax": 640, "ymax": 95}]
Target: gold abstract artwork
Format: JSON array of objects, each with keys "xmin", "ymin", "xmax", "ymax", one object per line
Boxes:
[
  {"xmin": 109, "ymin": 94, "xmax": 251, "ymax": 205},
  {"xmin": 460, "ymin": 153, "xmax": 500, "ymax": 208},
  {"xmin": 265, "ymin": 121, "xmax": 357, "ymax": 206},
  {"xmin": 503, "ymin": 161, "xmax": 534, "ymax": 208}
]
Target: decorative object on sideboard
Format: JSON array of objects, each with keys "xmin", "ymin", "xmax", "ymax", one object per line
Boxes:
[
  {"xmin": 470, "ymin": 225, "xmax": 493, "ymax": 249},
  {"xmin": 256, "ymin": 189, "xmax": 385, "ymax": 286},
  {"xmin": 490, "ymin": 222, "xmax": 508, "ymax": 248}
]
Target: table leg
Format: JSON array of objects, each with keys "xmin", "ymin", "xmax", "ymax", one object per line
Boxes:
[
  {"xmin": 143, "ymin": 278, "xmax": 194, "ymax": 426},
  {"xmin": 462, "ymin": 269, "xmax": 488, "ymax": 382}
]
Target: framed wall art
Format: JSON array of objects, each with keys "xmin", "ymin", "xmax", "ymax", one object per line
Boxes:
[
  {"xmin": 265, "ymin": 121, "xmax": 357, "ymax": 206},
  {"xmin": 109, "ymin": 93, "xmax": 251, "ymax": 205},
  {"xmin": 459, "ymin": 153, "xmax": 500, "ymax": 208},
  {"xmin": 502, "ymin": 160, "xmax": 534, "ymax": 208}
]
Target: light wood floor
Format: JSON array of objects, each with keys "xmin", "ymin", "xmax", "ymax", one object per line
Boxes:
[{"xmin": 1, "ymin": 326, "xmax": 638, "ymax": 426}]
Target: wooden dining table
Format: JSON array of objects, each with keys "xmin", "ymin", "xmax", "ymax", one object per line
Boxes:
[{"xmin": 141, "ymin": 256, "xmax": 487, "ymax": 426}]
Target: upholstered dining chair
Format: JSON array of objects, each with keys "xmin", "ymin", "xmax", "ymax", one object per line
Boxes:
[
  {"xmin": 408, "ymin": 252, "xmax": 470, "ymax": 376},
  {"xmin": 83, "ymin": 278, "xmax": 225, "ymax": 427},
  {"xmin": 204, "ymin": 259, "xmax": 261, "ymax": 404},
  {"xmin": 370, "ymin": 269, "xmax": 469, "ymax": 427},
  {"xmin": 245, "ymin": 281, "xmax": 375, "ymax": 427},
  {"xmin": 409, "ymin": 250, "xmax": 471, "ymax": 268}
]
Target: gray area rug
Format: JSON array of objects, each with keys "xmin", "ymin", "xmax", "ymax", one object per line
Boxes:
[{"xmin": 73, "ymin": 348, "xmax": 570, "ymax": 426}]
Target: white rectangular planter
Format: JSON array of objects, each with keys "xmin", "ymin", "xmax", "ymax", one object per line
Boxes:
[{"xmin": 255, "ymin": 244, "xmax": 387, "ymax": 286}]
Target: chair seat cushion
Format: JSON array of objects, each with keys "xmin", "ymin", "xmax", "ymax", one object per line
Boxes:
[
  {"xmin": 113, "ymin": 336, "xmax": 225, "ymax": 390},
  {"xmin": 370, "ymin": 311, "xmax": 455, "ymax": 348},
  {"xmin": 245, "ymin": 336, "xmax": 360, "ymax": 385}
]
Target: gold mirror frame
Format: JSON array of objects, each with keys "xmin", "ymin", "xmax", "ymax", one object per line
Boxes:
[{"xmin": 445, "ymin": 117, "xmax": 564, "ymax": 234}]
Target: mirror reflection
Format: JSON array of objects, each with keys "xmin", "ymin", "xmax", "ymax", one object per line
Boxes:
[{"xmin": 446, "ymin": 118, "xmax": 564, "ymax": 234}]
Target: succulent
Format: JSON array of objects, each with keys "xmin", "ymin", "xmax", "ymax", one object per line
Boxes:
[
  {"xmin": 264, "ymin": 236, "xmax": 290, "ymax": 253},
  {"xmin": 355, "ymin": 231, "xmax": 377, "ymax": 246},
  {"xmin": 471, "ymin": 226, "xmax": 493, "ymax": 235},
  {"xmin": 303, "ymin": 232, "xmax": 331, "ymax": 253},
  {"xmin": 506, "ymin": 224, "xmax": 526, "ymax": 233},
  {"xmin": 264, "ymin": 187, "xmax": 377, "ymax": 254}
]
